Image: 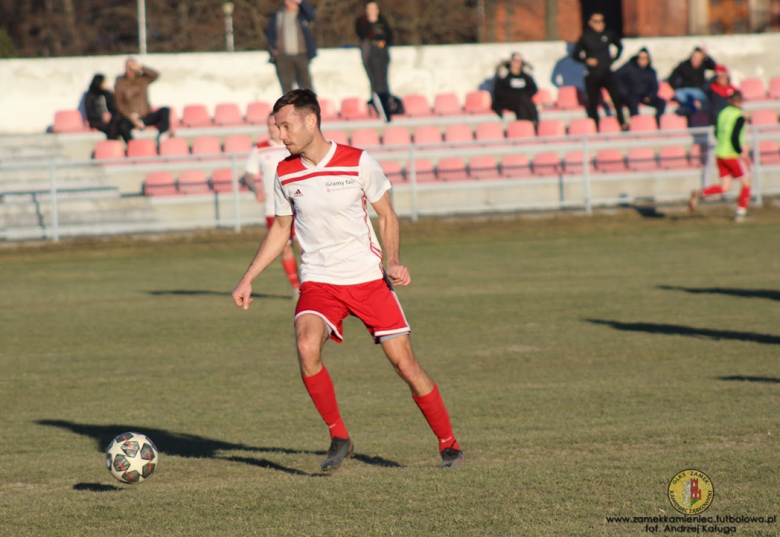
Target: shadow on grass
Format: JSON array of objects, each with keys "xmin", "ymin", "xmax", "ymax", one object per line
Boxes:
[
  {"xmin": 717, "ymin": 375, "xmax": 780, "ymax": 384},
  {"xmin": 147, "ymin": 290, "xmax": 292, "ymax": 300},
  {"xmin": 629, "ymin": 205, "xmax": 666, "ymax": 219},
  {"xmin": 73, "ymin": 483, "xmax": 123, "ymax": 492},
  {"xmin": 586, "ymin": 319, "xmax": 780, "ymax": 346},
  {"xmin": 38, "ymin": 420, "xmax": 402, "ymax": 477},
  {"xmin": 658, "ymin": 286, "xmax": 780, "ymax": 302}
]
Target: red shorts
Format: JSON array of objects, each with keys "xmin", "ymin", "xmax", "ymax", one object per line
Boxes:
[
  {"xmin": 717, "ymin": 157, "xmax": 749, "ymax": 180},
  {"xmin": 294, "ymin": 277, "xmax": 410, "ymax": 344},
  {"xmin": 266, "ymin": 216, "xmax": 295, "ymax": 238}
]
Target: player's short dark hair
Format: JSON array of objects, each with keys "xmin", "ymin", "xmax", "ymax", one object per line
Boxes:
[
  {"xmin": 273, "ymin": 89, "xmax": 321, "ymax": 128},
  {"xmin": 729, "ymin": 90, "xmax": 744, "ymax": 104}
]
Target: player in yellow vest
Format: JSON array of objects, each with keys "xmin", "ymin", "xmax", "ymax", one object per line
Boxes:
[{"xmin": 688, "ymin": 90, "xmax": 751, "ymax": 222}]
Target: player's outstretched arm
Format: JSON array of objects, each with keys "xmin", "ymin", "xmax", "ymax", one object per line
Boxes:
[
  {"xmin": 372, "ymin": 191, "xmax": 410, "ymax": 286},
  {"xmin": 232, "ymin": 215, "xmax": 294, "ymax": 309}
]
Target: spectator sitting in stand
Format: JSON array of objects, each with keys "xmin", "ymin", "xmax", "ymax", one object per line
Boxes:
[
  {"xmin": 668, "ymin": 47, "xmax": 717, "ymax": 116},
  {"xmin": 491, "ymin": 52, "xmax": 539, "ymax": 127},
  {"xmin": 84, "ymin": 74, "xmax": 128, "ymax": 141},
  {"xmin": 114, "ymin": 57, "xmax": 171, "ymax": 143},
  {"xmin": 705, "ymin": 64, "xmax": 737, "ymax": 126},
  {"xmin": 615, "ymin": 47, "xmax": 666, "ymax": 125}
]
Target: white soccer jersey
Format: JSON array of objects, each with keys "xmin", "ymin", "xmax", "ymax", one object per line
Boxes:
[
  {"xmin": 274, "ymin": 142, "xmax": 391, "ymax": 285},
  {"xmin": 244, "ymin": 141, "xmax": 289, "ymax": 217}
]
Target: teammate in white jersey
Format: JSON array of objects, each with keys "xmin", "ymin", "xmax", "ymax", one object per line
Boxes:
[
  {"xmin": 232, "ymin": 89, "xmax": 463, "ymax": 470},
  {"xmin": 243, "ymin": 114, "xmax": 299, "ymax": 293}
]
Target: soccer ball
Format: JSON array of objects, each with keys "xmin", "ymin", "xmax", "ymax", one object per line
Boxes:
[{"xmin": 105, "ymin": 432, "xmax": 158, "ymax": 484}]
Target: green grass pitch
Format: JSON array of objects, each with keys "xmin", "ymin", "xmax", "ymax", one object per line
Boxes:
[{"xmin": 1, "ymin": 207, "xmax": 778, "ymax": 536}]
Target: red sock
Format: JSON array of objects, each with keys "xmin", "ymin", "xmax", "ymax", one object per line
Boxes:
[
  {"xmin": 412, "ymin": 384, "xmax": 460, "ymax": 452},
  {"xmin": 301, "ymin": 367, "xmax": 349, "ymax": 439},
  {"xmin": 282, "ymin": 257, "xmax": 299, "ymax": 290},
  {"xmin": 738, "ymin": 185, "xmax": 751, "ymax": 209},
  {"xmin": 701, "ymin": 184, "xmax": 724, "ymax": 197}
]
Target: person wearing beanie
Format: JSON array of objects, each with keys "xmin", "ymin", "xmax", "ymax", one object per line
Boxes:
[{"xmin": 614, "ymin": 47, "xmax": 666, "ymax": 125}]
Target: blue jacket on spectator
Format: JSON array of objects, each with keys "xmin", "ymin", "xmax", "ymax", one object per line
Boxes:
[
  {"xmin": 266, "ymin": 1, "xmax": 317, "ymax": 60},
  {"xmin": 615, "ymin": 48, "xmax": 659, "ymax": 100}
]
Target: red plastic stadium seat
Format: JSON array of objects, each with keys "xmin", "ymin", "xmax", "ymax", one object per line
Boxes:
[
  {"xmin": 658, "ymin": 81, "xmax": 675, "ymax": 101},
  {"xmin": 246, "ymin": 101, "xmax": 272, "ymax": 125},
  {"xmin": 181, "ymin": 104, "xmax": 212, "ymax": 128},
  {"xmin": 556, "ymin": 86, "xmax": 582, "ymax": 110},
  {"xmin": 568, "ymin": 117, "xmax": 597, "ymax": 136},
  {"xmin": 537, "ymin": 119, "xmax": 565, "ymax": 138},
  {"xmin": 659, "ymin": 114, "xmax": 687, "ymax": 132},
  {"xmin": 433, "ymin": 93, "xmax": 462, "ymax": 116},
  {"xmin": 191, "ymin": 136, "xmax": 222, "ymax": 157},
  {"xmin": 740, "ymin": 77, "xmax": 767, "ymax": 101},
  {"xmin": 382, "ymin": 126, "xmax": 412, "ymax": 148},
  {"xmin": 750, "ymin": 109, "xmax": 778, "ymax": 127},
  {"xmin": 214, "ymin": 103, "xmax": 244, "ymax": 127},
  {"xmin": 159, "ymin": 137, "xmax": 190, "ymax": 158},
  {"xmin": 178, "ymin": 170, "xmax": 211, "ymax": 195},
  {"xmin": 532, "ymin": 152, "xmax": 562, "ymax": 176},
  {"xmin": 598, "ymin": 116, "xmax": 622, "ymax": 135},
  {"xmin": 380, "ymin": 160, "xmax": 405, "ymax": 184},
  {"xmin": 144, "ymin": 172, "xmax": 178, "ymax": 196},
  {"xmin": 658, "ymin": 146, "xmax": 691, "ymax": 170},
  {"xmin": 223, "ymin": 135, "xmax": 253, "ymax": 154},
  {"xmin": 532, "ymin": 88, "xmax": 554, "ymax": 108},
  {"xmin": 211, "ymin": 168, "xmax": 248, "ymax": 193},
  {"xmin": 93, "ymin": 140, "xmax": 125, "ymax": 161},
  {"xmin": 475, "ymin": 122, "xmax": 505, "ymax": 143},
  {"xmin": 595, "ymin": 149, "xmax": 626, "ymax": 173},
  {"xmin": 464, "ymin": 90, "xmax": 492, "ymax": 115},
  {"xmin": 340, "ymin": 97, "xmax": 372, "ymax": 120},
  {"xmin": 469, "ymin": 156, "xmax": 499, "ymax": 179},
  {"xmin": 318, "ymin": 98, "xmax": 339, "ymax": 122},
  {"xmin": 506, "ymin": 120, "xmax": 536, "ymax": 140},
  {"xmin": 444, "ymin": 124, "xmax": 473, "ymax": 145},
  {"xmin": 351, "ymin": 128, "xmax": 381, "ymax": 148},
  {"xmin": 769, "ymin": 77, "xmax": 780, "ymax": 100},
  {"xmin": 629, "ymin": 115, "xmax": 657, "ymax": 133},
  {"xmin": 501, "ymin": 154, "xmax": 532, "ymax": 178},
  {"xmin": 759, "ymin": 141, "xmax": 780, "ymax": 164},
  {"xmin": 563, "ymin": 151, "xmax": 594, "ymax": 175},
  {"xmin": 52, "ymin": 109, "xmax": 87, "ymax": 133},
  {"xmin": 323, "ymin": 130, "xmax": 349, "ymax": 145},
  {"xmin": 414, "ymin": 125, "xmax": 442, "ymax": 146},
  {"xmin": 627, "ymin": 148, "xmax": 657, "ymax": 171},
  {"xmin": 126, "ymin": 139, "xmax": 157, "ymax": 159},
  {"xmin": 437, "ymin": 157, "xmax": 469, "ymax": 181},
  {"xmin": 401, "ymin": 94, "xmax": 432, "ymax": 117},
  {"xmin": 407, "ymin": 159, "xmax": 436, "ymax": 183}
]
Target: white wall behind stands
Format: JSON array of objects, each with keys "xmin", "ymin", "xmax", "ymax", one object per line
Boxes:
[{"xmin": 2, "ymin": 33, "xmax": 780, "ymax": 134}]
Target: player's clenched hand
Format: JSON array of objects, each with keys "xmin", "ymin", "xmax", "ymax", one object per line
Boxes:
[
  {"xmin": 387, "ymin": 264, "xmax": 411, "ymax": 286},
  {"xmin": 232, "ymin": 280, "xmax": 254, "ymax": 310}
]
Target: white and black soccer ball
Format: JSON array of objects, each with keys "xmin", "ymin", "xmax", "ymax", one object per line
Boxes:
[{"xmin": 105, "ymin": 432, "xmax": 158, "ymax": 484}]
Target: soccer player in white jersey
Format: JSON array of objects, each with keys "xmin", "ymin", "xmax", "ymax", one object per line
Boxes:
[
  {"xmin": 232, "ymin": 89, "xmax": 463, "ymax": 470},
  {"xmin": 243, "ymin": 114, "xmax": 300, "ymax": 293}
]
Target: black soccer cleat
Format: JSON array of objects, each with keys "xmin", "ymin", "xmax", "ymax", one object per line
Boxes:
[
  {"xmin": 321, "ymin": 437, "xmax": 354, "ymax": 471},
  {"xmin": 439, "ymin": 447, "xmax": 465, "ymax": 468}
]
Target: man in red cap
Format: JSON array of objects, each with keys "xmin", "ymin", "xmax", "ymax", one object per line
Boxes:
[{"xmin": 705, "ymin": 64, "xmax": 738, "ymax": 125}]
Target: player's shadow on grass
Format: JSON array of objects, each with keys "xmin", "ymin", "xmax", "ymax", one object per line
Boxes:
[
  {"xmin": 586, "ymin": 319, "xmax": 780, "ymax": 346},
  {"xmin": 73, "ymin": 483, "xmax": 123, "ymax": 492},
  {"xmin": 717, "ymin": 375, "xmax": 780, "ymax": 384},
  {"xmin": 658, "ymin": 286, "xmax": 780, "ymax": 302},
  {"xmin": 148, "ymin": 290, "xmax": 293, "ymax": 300},
  {"xmin": 37, "ymin": 420, "xmax": 402, "ymax": 477}
]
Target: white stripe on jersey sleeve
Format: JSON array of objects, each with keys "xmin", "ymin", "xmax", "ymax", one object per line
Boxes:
[{"xmin": 359, "ymin": 152, "xmax": 392, "ymax": 203}]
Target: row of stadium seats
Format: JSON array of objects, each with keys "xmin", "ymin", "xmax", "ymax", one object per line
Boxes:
[
  {"xmin": 51, "ymin": 76, "xmax": 780, "ymax": 134},
  {"xmin": 143, "ymin": 170, "xmax": 248, "ymax": 196}
]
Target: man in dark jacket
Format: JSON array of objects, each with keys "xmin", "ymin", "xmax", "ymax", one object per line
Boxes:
[
  {"xmin": 491, "ymin": 53, "xmax": 538, "ymax": 126},
  {"xmin": 668, "ymin": 47, "xmax": 717, "ymax": 115},
  {"xmin": 266, "ymin": 0, "xmax": 317, "ymax": 94},
  {"xmin": 705, "ymin": 64, "xmax": 737, "ymax": 126},
  {"xmin": 615, "ymin": 47, "xmax": 666, "ymax": 124},
  {"xmin": 571, "ymin": 12, "xmax": 626, "ymax": 129}
]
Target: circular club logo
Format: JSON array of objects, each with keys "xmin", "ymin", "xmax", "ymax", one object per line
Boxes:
[{"xmin": 668, "ymin": 469, "xmax": 714, "ymax": 514}]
